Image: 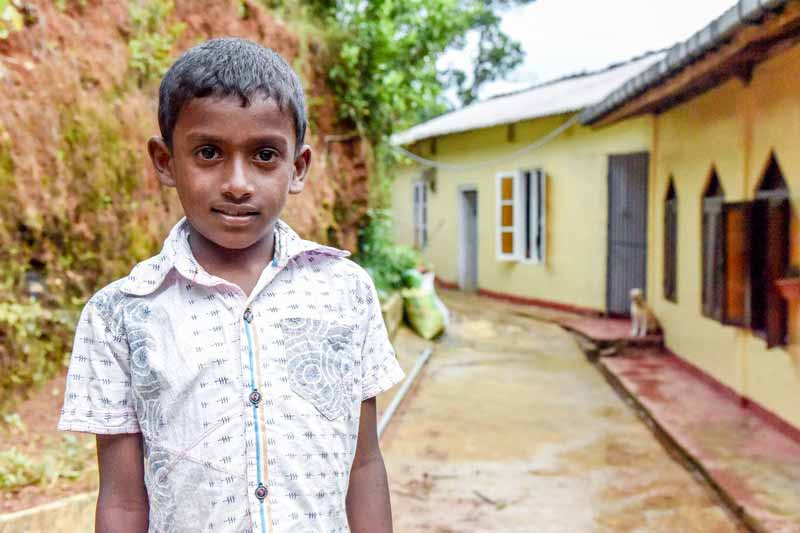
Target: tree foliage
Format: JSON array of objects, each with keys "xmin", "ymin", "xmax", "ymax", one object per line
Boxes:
[
  {"xmin": 448, "ymin": 2, "xmax": 532, "ymax": 106},
  {"xmin": 306, "ymin": 0, "xmax": 535, "ymax": 144}
]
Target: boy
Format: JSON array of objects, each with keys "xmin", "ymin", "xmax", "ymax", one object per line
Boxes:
[{"xmin": 57, "ymin": 38, "xmax": 404, "ymax": 533}]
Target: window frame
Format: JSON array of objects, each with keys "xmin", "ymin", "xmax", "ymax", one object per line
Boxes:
[{"xmin": 495, "ymin": 169, "xmax": 546, "ymax": 263}]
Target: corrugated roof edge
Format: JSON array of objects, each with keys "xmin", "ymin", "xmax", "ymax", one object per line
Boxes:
[
  {"xmin": 482, "ymin": 48, "xmax": 668, "ymax": 103},
  {"xmin": 580, "ymin": 0, "xmax": 788, "ymax": 125},
  {"xmin": 391, "ymin": 49, "xmax": 666, "ymax": 146}
]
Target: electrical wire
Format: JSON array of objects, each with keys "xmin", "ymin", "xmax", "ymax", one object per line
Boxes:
[{"xmin": 392, "ymin": 114, "xmax": 581, "ymax": 170}]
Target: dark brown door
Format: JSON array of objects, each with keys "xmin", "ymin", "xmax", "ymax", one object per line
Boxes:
[{"xmin": 607, "ymin": 153, "xmax": 649, "ymax": 316}]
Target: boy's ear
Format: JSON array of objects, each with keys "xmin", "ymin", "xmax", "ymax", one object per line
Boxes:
[
  {"xmin": 289, "ymin": 144, "xmax": 312, "ymax": 195},
  {"xmin": 148, "ymin": 136, "xmax": 176, "ymax": 188}
]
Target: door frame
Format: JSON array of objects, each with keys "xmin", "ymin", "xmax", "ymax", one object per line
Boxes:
[{"xmin": 458, "ymin": 185, "xmax": 479, "ymax": 291}]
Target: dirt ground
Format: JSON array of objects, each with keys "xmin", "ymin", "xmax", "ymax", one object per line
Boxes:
[
  {"xmin": 380, "ymin": 290, "xmax": 743, "ymax": 533},
  {"xmin": 0, "ymin": 370, "xmax": 97, "ymax": 515}
]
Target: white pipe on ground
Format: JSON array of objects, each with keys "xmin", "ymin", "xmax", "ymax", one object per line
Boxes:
[{"xmin": 377, "ymin": 347, "xmax": 433, "ymax": 439}]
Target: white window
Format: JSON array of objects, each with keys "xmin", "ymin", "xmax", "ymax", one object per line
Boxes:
[
  {"xmin": 413, "ymin": 180, "xmax": 428, "ymax": 249},
  {"xmin": 495, "ymin": 169, "xmax": 546, "ymax": 263}
]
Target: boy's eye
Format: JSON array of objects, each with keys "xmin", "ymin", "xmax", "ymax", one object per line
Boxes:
[
  {"xmin": 197, "ymin": 147, "xmax": 219, "ymax": 160},
  {"xmin": 256, "ymin": 149, "xmax": 277, "ymax": 162}
]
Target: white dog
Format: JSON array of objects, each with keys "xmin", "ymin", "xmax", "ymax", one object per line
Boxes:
[{"xmin": 630, "ymin": 288, "xmax": 660, "ymax": 337}]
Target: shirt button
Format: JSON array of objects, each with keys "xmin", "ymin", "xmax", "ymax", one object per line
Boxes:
[
  {"xmin": 255, "ymin": 483, "xmax": 268, "ymax": 501},
  {"xmin": 243, "ymin": 307, "xmax": 254, "ymax": 323},
  {"xmin": 249, "ymin": 389, "xmax": 262, "ymax": 407}
]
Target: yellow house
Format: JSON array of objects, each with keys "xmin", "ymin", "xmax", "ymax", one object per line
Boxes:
[
  {"xmin": 392, "ymin": 52, "xmax": 663, "ymax": 315},
  {"xmin": 581, "ymin": 0, "xmax": 800, "ymax": 429},
  {"xmin": 393, "ymin": 0, "xmax": 800, "ymax": 432}
]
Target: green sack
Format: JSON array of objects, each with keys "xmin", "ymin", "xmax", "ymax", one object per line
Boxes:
[
  {"xmin": 401, "ymin": 268, "xmax": 424, "ymax": 289},
  {"xmin": 402, "ymin": 287, "xmax": 445, "ymax": 340}
]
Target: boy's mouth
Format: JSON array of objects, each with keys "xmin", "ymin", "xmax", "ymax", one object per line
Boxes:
[{"xmin": 211, "ymin": 203, "xmax": 260, "ymax": 217}]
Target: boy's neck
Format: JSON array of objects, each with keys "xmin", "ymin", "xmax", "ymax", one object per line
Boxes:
[{"xmin": 187, "ymin": 224, "xmax": 276, "ymax": 297}]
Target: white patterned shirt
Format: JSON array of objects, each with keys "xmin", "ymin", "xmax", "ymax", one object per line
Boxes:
[{"xmin": 58, "ymin": 218, "xmax": 405, "ymax": 533}]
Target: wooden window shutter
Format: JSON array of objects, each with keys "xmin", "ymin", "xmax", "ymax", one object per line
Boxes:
[
  {"xmin": 765, "ymin": 197, "xmax": 790, "ymax": 348},
  {"xmin": 496, "ymin": 172, "xmax": 523, "ymax": 261},
  {"xmin": 722, "ymin": 202, "xmax": 752, "ymax": 327},
  {"xmin": 712, "ymin": 207, "xmax": 726, "ymax": 321}
]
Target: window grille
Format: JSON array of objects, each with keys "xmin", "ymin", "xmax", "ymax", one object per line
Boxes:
[
  {"xmin": 664, "ymin": 179, "xmax": 678, "ymax": 302},
  {"xmin": 413, "ymin": 180, "xmax": 428, "ymax": 249},
  {"xmin": 702, "ymin": 170, "xmax": 725, "ymax": 320}
]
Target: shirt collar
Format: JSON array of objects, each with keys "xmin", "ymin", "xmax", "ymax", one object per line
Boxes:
[{"xmin": 119, "ymin": 217, "xmax": 350, "ymax": 296}]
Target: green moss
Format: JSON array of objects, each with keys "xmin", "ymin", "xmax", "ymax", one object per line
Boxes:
[{"xmin": 0, "ymin": 142, "xmax": 14, "ymax": 190}]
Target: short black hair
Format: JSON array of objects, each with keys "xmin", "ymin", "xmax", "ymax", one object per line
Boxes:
[{"xmin": 158, "ymin": 37, "xmax": 306, "ymax": 152}]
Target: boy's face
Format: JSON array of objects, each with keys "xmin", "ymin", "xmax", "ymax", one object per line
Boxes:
[{"xmin": 148, "ymin": 94, "xmax": 311, "ymax": 252}]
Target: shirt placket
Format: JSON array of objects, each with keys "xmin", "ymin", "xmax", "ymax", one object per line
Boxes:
[
  {"xmin": 243, "ymin": 305, "xmax": 273, "ymax": 533},
  {"xmin": 242, "ymin": 252, "xmax": 284, "ymax": 533}
]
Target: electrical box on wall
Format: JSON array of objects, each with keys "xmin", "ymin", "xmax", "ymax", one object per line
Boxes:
[{"xmin": 423, "ymin": 167, "xmax": 437, "ymax": 193}]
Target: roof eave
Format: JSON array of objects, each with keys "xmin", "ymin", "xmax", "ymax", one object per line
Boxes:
[
  {"xmin": 581, "ymin": 0, "xmax": 797, "ymax": 127},
  {"xmin": 391, "ymin": 107, "xmax": 584, "ymax": 146}
]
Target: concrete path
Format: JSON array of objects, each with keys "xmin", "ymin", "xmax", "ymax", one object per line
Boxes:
[{"xmin": 380, "ymin": 290, "xmax": 742, "ymax": 532}]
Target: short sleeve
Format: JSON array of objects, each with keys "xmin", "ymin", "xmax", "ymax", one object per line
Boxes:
[
  {"xmin": 57, "ymin": 290, "xmax": 140, "ymax": 434},
  {"xmin": 357, "ymin": 274, "xmax": 405, "ymax": 401}
]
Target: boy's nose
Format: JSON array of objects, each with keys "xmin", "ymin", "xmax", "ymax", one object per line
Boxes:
[{"xmin": 221, "ymin": 157, "xmax": 254, "ymax": 199}]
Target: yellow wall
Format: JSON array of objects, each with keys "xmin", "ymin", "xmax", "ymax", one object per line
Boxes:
[
  {"xmin": 650, "ymin": 43, "xmax": 800, "ymax": 428},
  {"xmin": 392, "ymin": 113, "xmax": 653, "ymax": 312}
]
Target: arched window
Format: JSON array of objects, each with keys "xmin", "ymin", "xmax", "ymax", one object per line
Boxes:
[
  {"xmin": 702, "ymin": 169, "xmax": 725, "ymax": 319},
  {"xmin": 663, "ymin": 178, "xmax": 678, "ymax": 302},
  {"xmin": 722, "ymin": 153, "xmax": 791, "ymax": 347},
  {"xmin": 752, "ymin": 154, "xmax": 790, "ymax": 346}
]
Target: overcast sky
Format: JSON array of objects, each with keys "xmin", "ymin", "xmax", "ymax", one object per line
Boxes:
[{"xmin": 441, "ymin": 0, "xmax": 738, "ymax": 101}]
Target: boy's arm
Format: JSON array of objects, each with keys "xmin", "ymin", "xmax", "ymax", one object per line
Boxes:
[
  {"xmin": 346, "ymin": 398, "xmax": 393, "ymax": 533},
  {"xmin": 95, "ymin": 433, "xmax": 149, "ymax": 533}
]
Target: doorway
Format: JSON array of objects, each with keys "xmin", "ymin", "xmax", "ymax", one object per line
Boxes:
[
  {"xmin": 607, "ymin": 152, "xmax": 649, "ymax": 315},
  {"xmin": 459, "ymin": 187, "xmax": 479, "ymax": 291}
]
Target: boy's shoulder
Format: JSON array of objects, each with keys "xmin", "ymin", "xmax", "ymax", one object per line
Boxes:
[
  {"xmin": 295, "ymin": 248, "xmax": 372, "ymax": 283},
  {"xmin": 82, "ymin": 218, "xmax": 378, "ymax": 304},
  {"xmin": 275, "ymin": 219, "xmax": 375, "ymax": 291}
]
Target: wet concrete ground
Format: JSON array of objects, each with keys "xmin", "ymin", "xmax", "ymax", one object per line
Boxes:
[
  {"xmin": 604, "ymin": 352, "xmax": 800, "ymax": 532},
  {"xmin": 380, "ymin": 290, "xmax": 742, "ymax": 532}
]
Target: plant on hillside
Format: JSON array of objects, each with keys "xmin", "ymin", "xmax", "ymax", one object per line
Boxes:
[
  {"xmin": 354, "ymin": 209, "xmax": 419, "ymax": 299},
  {"xmin": 0, "ymin": 302, "xmax": 76, "ymax": 400},
  {"xmin": 0, "ymin": 434, "xmax": 95, "ymax": 490},
  {"xmin": 0, "ymin": 1, "xmax": 23, "ymax": 39},
  {"xmin": 128, "ymin": 0, "xmax": 187, "ymax": 86}
]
